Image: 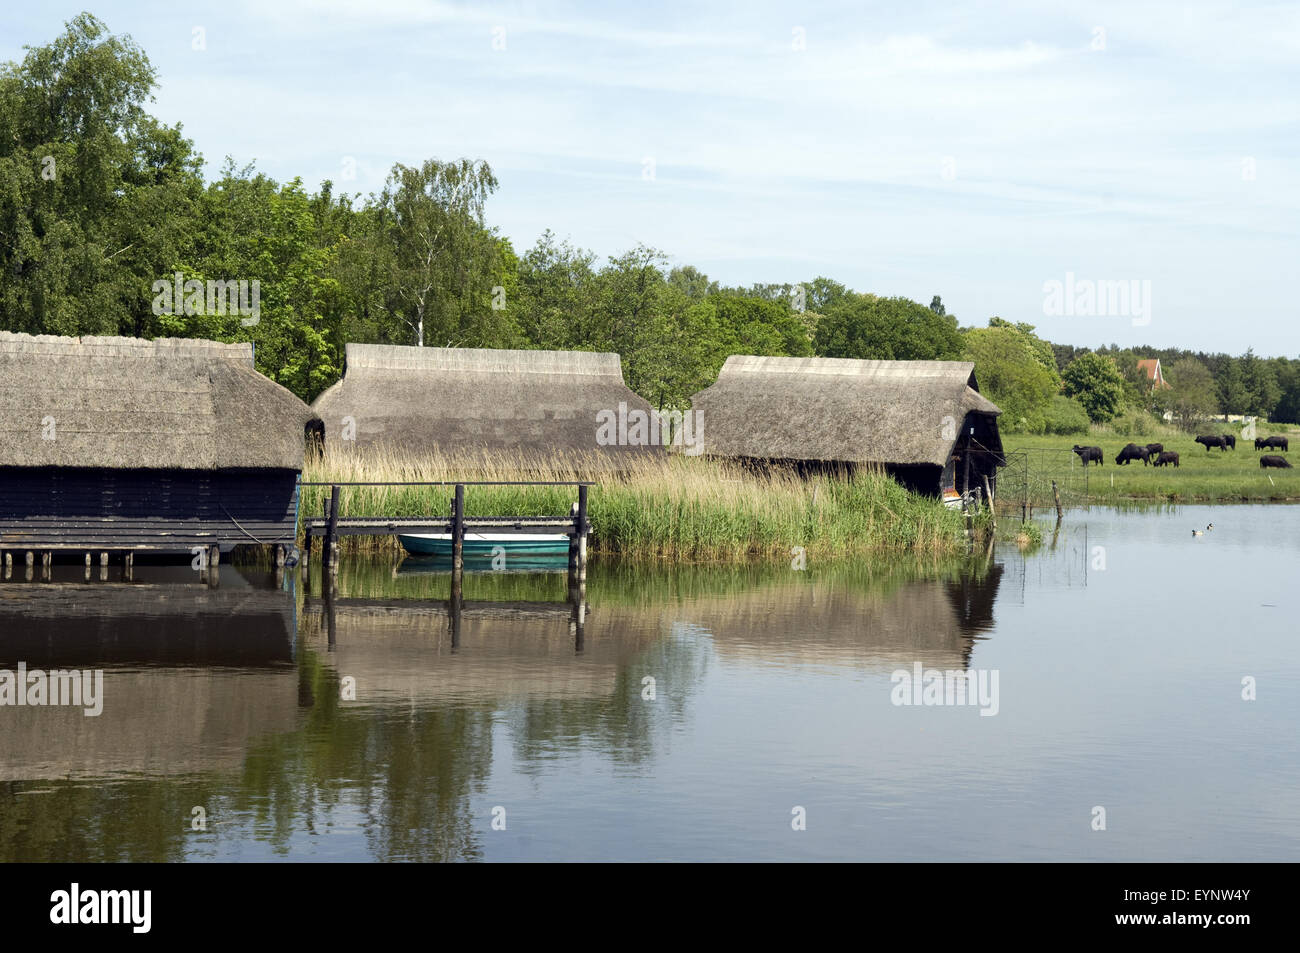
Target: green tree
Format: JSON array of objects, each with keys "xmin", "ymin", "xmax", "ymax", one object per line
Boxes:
[
  {"xmin": 1062, "ymin": 352, "xmax": 1127, "ymax": 422},
  {"xmin": 962, "ymin": 324, "xmax": 1061, "ymax": 432},
  {"xmin": 814, "ymin": 294, "xmax": 964, "ymax": 361},
  {"xmin": 513, "ymin": 229, "xmax": 599, "ymax": 350},
  {"xmin": 370, "ymin": 158, "xmax": 507, "ymax": 348},
  {"xmin": 1238, "ymin": 348, "xmax": 1280, "ymax": 417},
  {"xmin": 0, "ymin": 13, "xmax": 204, "ymax": 338},
  {"xmin": 1163, "ymin": 357, "xmax": 1219, "ymax": 428}
]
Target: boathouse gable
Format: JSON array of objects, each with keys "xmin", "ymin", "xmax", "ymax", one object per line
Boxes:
[
  {"xmin": 311, "ymin": 344, "xmax": 666, "ymax": 464},
  {"xmin": 0, "ymin": 332, "xmax": 317, "ymax": 552},
  {"xmin": 688, "ymin": 356, "xmax": 1004, "ymax": 496}
]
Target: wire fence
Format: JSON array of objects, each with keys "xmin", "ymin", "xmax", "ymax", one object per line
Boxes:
[{"xmin": 994, "ymin": 449, "xmax": 1090, "ymax": 518}]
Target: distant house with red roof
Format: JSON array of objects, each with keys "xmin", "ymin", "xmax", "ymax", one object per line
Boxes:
[{"xmin": 1136, "ymin": 358, "xmax": 1170, "ymax": 391}]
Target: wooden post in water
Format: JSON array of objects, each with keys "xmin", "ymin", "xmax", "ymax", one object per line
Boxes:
[
  {"xmin": 983, "ymin": 474, "xmax": 996, "ymax": 535},
  {"xmin": 569, "ymin": 484, "xmax": 589, "ymax": 583},
  {"xmin": 327, "ymin": 484, "xmax": 341, "ymax": 575},
  {"xmin": 450, "ymin": 483, "xmax": 465, "ymax": 617},
  {"xmin": 451, "ymin": 484, "xmax": 465, "ymax": 573},
  {"xmin": 577, "ymin": 484, "xmax": 588, "ymax": 578},
  {"xmin": 1052, "ymin": 479, "xmax": 1063, "ymax": 519}
]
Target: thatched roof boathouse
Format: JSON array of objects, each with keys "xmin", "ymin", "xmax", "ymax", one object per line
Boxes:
[
  {"xmin": 0, "ymin": 333, "xmax": 318, "ymax": 556},
  {"xmin": 311, "ymin": 344, "xmax": 665, "ymax": 464},
  {"xmin": 689, "ymin": 356, "xmax": 1004, "ymax": 497}
]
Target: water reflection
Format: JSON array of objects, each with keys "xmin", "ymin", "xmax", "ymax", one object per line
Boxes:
[{"xmin": 0, "ymin": 551, "xmax": 1006, "ymax": 861}]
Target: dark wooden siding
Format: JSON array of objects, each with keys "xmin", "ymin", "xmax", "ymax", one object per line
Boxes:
[{"xmin": 0, "ymin": 467, "xmax": 299, "ymax": 551}]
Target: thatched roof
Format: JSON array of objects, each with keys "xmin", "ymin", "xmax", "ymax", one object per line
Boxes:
[
  {"xmin": 311, "ymin": 344, "xmax": 664, "ymax": 459},
  {"xmin": 0, "ymin": 332, "xmax": 316, "ymax": 470},
  {"xmin": 690, "ymin": 356, "xmax": 1001, "ymax": 466}
]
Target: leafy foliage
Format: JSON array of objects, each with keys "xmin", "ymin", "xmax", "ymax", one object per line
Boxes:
[
  {"xmin": 814, "ymin": 294, "xmax": 964, "ymax": 361},
  {"xmin": 1062, "ymin": 352, "xmax": 1127, "ymax": 422}
]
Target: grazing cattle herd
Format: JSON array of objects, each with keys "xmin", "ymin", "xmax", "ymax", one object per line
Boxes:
[{"xmin": 1071, "ymin": 435, "xmax": 1291, "ymax": 471}]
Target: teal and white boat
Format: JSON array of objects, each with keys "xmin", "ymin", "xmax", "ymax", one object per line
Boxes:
[{"xmin": 398, "ymin": 532, "xmax": 570, "ymax": 559}]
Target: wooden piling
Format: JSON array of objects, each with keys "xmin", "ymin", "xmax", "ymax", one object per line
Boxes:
[
  {"xmin": 451, "ymin": 483, "xmax": 465, "ymax": 576},
  {"xmin": 577, "ymin": 484, "xmax": 589, "ymax": 577},
  {"xmin": 569, "ymin": 485, "xmax": 589, "ymax": 582},
  {"xmin": 327, "ymin": 485, "xmax": 341, "ymax": 574},
  {"xmin": 983, "ymin": 474, "xmax": 996, "ymax": 535},
  {"xmin": 1052, "ymin": 480, "xmax": 1063, "ymax": 519}
]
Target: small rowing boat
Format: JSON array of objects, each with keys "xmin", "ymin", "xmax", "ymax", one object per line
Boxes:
[{"xmin": 398, "ymin": 532, "xmax": 570, "ymax": 558}]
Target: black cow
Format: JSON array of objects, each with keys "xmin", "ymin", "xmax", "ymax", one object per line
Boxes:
[
  {"xmin": 1222, "ymin": 433, "xmax": 1236, "ymax": 450},
  {"xmin": 1260, "ymin": 455, "xmax": 1292, "ymax": 469},
  {"xmin": 1195, "ymin": 435, "xmax": 1227, "ymax": 451},
  {"xmin": 1145, "ymin": 443, "xmax": 1164, "ymax": 457},
  {"xmin": 1255, "ymin": 435, "xmax": 1289, "ymax": 452},
  {"xmin": 1115, "ymin": 443, "xmax": 1150, "ymax": 466},
  {"xmin": 1153, "ymin": 451, "xmax": 1179, "ymax": 467},
  {"xmin": 1072, "ymin": 445, "xmax": 1103, "ymax": 466}
]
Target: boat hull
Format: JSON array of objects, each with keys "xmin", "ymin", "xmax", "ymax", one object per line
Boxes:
[{"xmin": 398, "ymin": 532, "xmax": 571, "ymax": 558}]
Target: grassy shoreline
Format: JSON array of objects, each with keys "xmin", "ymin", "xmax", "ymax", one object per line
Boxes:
[
  {"xmin": 1003, "ymin": 426, "xmax": 1300, "ymax": 503},
  {"xmin": 299, "ymin": 448, "xmax": 975, "ymax": 560}
]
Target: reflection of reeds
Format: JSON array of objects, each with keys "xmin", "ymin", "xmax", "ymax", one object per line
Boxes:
[{"xmin": 300, "ymin": 447, "xmax": 968, "ymax": 560}]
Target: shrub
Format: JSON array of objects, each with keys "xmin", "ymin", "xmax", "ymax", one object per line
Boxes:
[
  {"xmin": 1043, "ymin": 395, "xmax": 1091, "ymax": 435},
  {"xmin": 1109, "ymin": 408, "xmax": 1162, "ymax": 437}
]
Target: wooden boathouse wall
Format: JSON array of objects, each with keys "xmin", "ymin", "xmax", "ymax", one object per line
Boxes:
[{"xmin": 0, "ymin": 467, "xmax": 300, "ymax": 551}]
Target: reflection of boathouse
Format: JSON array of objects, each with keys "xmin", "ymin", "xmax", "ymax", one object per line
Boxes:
[
  {"xmin": 0, "ymin": 578, "xmax": 298, "ymax": 780},
  {"xmin": 0, "ymin": 333, "xmax": 318, "ymax": 555},
  {"xmin": 687, "ymin": 565, "xmax": 1004, "ymax": 672}
]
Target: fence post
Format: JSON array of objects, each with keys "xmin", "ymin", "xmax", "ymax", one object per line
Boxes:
[
  {"xmin": 983, "ymin": 474, "xmax": 996, "ymax": 535},
  {"xmin": 1052, "ymin": 479, "xmax": 1063, "ymax": 519}
]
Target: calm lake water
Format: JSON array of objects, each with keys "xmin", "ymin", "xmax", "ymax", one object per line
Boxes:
[{"xmin": 1, "ymin": 504, "xmax": 1297, "ymax": 862}]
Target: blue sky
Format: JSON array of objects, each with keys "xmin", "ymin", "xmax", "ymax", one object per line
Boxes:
[{"xmin": 6, "ymin": 1, "xmax": 1298, "ymax": 355}]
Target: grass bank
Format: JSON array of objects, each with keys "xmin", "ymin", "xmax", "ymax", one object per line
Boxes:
[
  {"xmin": 1004, "ymin": 424, "xmax": 1300, "ymax": 503},
  {"xmin": 299, "ymin": 448, "xmax": 971, "ymax": 560}
]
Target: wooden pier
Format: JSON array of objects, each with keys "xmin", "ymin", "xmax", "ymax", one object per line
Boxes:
[{"xmin": 300, "ymin": 481, "xmax": 593, "ymax": 591}]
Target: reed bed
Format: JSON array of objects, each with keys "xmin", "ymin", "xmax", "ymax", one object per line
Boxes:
[{"xmin": 299, "ymin": 447, "xmax": 969, "ymax": 561}]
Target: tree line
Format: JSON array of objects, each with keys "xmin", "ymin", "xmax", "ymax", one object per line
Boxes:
[{"xmin": 3, "ymin": 14, "xmax": 1297, "ymax": 430}]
